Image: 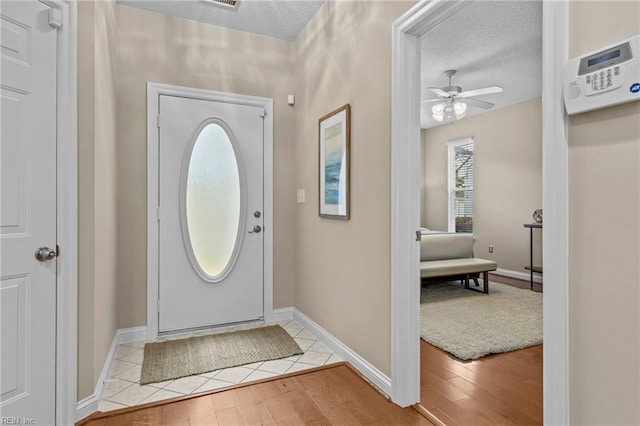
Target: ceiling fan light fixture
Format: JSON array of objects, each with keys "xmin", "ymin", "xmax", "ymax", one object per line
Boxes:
[
  {"xmin": 431, "ymin": 103, "xmax": 445, "ymax": 121},
  {"xmin": 425, "ymin": 69, "xmax": 502, "ymax": 125},
  {"xmin": 454, "ymin": 101, "xmax": 467, "ymax": 119},
  {"xmin": 443, "ymin": 109, "xmax": 455, "ymax": 123}
]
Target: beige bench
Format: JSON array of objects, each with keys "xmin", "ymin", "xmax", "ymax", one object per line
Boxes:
[{"xmin": 420, "ymin": 233, "xmax": 497, "ymax": 294}]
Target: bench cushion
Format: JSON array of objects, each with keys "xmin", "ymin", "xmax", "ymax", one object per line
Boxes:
[
  {"xmin": 420, "ymin": 258, "xmax": 497, "ymax": 278},
  {"xmin": 420, "ymin": 233, "xmax": 474, "ymax": 261}
]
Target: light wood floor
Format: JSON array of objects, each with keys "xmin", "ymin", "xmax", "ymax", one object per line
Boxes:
[
  {"xmin": 420, "ymin": 341, "xmax": 543, "ymax": 425},
  {"xmin": 80, "ymin": 364, "xmax": 434, "ymax": 426}
]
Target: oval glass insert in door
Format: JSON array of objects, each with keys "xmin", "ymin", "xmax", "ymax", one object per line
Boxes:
[{"xmin": 182, "ymin": 121, "xmax": 245, "ymax": 282}]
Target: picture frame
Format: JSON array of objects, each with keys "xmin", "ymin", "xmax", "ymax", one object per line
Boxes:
[{"xmin": 319, "ymin": 104, "xmax": 351, "ymax": 219}]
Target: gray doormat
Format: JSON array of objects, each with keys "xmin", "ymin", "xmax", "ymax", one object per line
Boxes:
[
  {"xmin": 140, "ymin": 325, "xmax": 302, "ymax": 385},
  {"xmin": 420, "ymin": 281, "xmax": 542, "ymax": 361}
]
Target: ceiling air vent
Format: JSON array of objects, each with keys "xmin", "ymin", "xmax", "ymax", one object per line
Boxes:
[{"xmin": 200, "ymin": 0, "xmax": 240, "ymax": 10}]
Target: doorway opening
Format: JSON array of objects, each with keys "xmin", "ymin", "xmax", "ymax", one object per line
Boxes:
[
  {"xmin": 417, "ymin": 1, "xmax": 543, "ymax": 423},
  {"xmin": 390, "ymin": 1, "xmax": 570, "ymax": 424}
]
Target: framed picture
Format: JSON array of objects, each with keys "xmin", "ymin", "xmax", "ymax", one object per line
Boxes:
[{"xmin": 319, "ymin": 104, "xmax": 351, "ymax": 219}]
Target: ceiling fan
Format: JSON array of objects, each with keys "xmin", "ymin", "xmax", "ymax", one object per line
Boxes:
[{"xmin": 422, "ymin": 70, "xmax": 503, "ymax": 122}]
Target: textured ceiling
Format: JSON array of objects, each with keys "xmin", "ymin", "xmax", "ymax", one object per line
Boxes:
[
  {"xmin": 420, "ymin": 1, "xmax": 542, "ymax": 128},
  {"xmin": 117, "ymin": 0, "xmax": 325, "ymax": 41}
]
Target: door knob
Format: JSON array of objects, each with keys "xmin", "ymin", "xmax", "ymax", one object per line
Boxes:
[
  {"xmin": 248, "ymin": 225, "xmax": 262, "ymax": 234},
  {"xmin": 35, "ymin": 247, "xmax": 57, "ymax": 262}
]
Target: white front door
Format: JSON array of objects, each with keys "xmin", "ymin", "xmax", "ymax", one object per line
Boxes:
[
  {"xmin": 0, "ymin": 1, "xmax": 58, "ymax": 423},
  {"xmin": 157, "ymin": 95, "xmax": 264, "ymax": 332}
]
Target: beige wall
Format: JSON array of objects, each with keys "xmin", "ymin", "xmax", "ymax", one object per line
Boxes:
[
  {"xmin": 293, "ymin": 1, "xmax": 413, "ymax": 376},
  {"xmin": 114, "ymin": 5, "xmax": 296, "ymax": 328},
  {"xmin": 422, "ymin": 98, "xmax": 543, "ymax": 273},
  {"xmin": 75, "ymin": 2, "xmax": 640, "ymax": 417},
  {"xmin": 568, "ymin": 2, "xmax": 640, "ymax": 424},
  {"xmin": 77, "ymin": 0, "xmax": 119, "ymax": 401}
]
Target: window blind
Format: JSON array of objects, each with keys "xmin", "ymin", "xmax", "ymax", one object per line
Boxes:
[{"xmin": 448, "ymin": 139, "xmax": 473, "ymax": 233}]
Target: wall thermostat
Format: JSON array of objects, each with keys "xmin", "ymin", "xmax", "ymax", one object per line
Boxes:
[{"xmin": 564, "ymin": 34, "xmax": 640, "ymax": 115}]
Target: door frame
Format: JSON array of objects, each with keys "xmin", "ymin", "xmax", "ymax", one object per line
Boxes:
[
  {"xmin": 146, "ymin": 82, "xmax": 274, "ymax": 339},
  {"xmin": 390, "ymin": 1, "xmax": 570, "ymax": 424},
  {"xmin": 39, "ymin": 0, "xmax": 79, "ymax": 424}
]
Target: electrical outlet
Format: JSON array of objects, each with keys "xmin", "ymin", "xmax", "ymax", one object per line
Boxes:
[{"xmin": 488, "ymin": 245, "xmax": 494, "ymax": 253}]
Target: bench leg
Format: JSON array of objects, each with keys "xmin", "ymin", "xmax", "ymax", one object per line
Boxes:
[
  {"xmin": 472, "ymin": 277, "xmax": 480, "ymax": 287},
  {"xmin": 464, "ymin": 274, "xmax": 470, "ymax": 289},
  {"xmin": 483, "ymin": 271, "xmax": 489, "ymax": 294}
]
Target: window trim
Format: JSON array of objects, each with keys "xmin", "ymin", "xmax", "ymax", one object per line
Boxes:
[{"xmin": 447, "ymin": 137, "xmax": 474, "ymax": 233}]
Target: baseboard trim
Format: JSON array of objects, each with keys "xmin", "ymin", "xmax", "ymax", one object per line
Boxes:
[
  {"xmin": 494, "ymin": 268, "xmax": 542, "ymax": 284},
  {"xmin": 76, "ymin": 393, "xmax": 99, "ymax": 423},
  {"xmin": 76, "ymin": 326, "xmax": 148, "ymax": 421},
  {"xmin": 117, "ymin": 326, "xmax": 148, "ymax": 344},
  {"xmin": 267, "ymin": 307, "xmax": 293, "ymax": 323},
  {"xmin": 292, "ymin": 308, "xmax": 392, "ymax": 398},
  {"xmin": 75, "ymin": 331, "xmax": 118, "ymax": 420}
]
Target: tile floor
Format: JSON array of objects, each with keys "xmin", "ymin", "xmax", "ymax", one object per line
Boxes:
[{"xmin": 98, "ymin": 319, "xmax": 342, "ymax": 412}]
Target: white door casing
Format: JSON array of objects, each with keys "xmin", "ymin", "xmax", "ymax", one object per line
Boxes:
[
  {"xmin": 157, "ymin": 94, "xmax": 265, "ymax": 332},
  {"xmin": 0, "ymin": 1, "xmax": 58, "ymax": 423},
  {"xmin": 147, "ymin": 83, "xmax": 274, "ymax": 339}
]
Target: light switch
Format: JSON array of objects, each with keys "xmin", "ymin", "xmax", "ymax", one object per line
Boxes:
[{"xmin": 296, "ymin": 189, "xmax": 305, "ymax": 204}]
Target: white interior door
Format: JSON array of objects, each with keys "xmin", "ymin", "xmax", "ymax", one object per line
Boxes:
[
  {"xmin": 157, "ymin": 95, "xmax": 264, "ymax": 332},
  {"xmin": 0, "ymin": 1, "xmax": 58, "ymax": 423}
]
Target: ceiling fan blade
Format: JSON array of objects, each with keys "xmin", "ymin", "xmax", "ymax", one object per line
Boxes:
[
  {"xmin": 457, "ymin": 85, "xmax": 503, "ymax": 98},
  {"xmin": 421, "ymin": 98, "xmax": 442, "ymax": 104},
  {"xmin": 425, "ymin": 87, "xmax": 451, "ymax": 98},
  {"xmin": 462, "ymin": 97, "xmax": 494, "ymax": 110}
]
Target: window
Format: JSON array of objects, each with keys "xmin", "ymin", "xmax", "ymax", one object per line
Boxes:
[
  {"xmin": 447, "ymin": 138, "xmax": 473, "ymax": 233},
  {"xmin": 184, "ymin": 122, "xmax": 241, "ymax": 280}
]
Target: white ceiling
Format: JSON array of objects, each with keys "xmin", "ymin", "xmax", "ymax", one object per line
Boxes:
[
  {"xmin": 420, "ymin": 1, "xmax": 542, "ymax": 129},
  {"xmin": 117, "ymin": 0, "xmax": 325, "ymax": 41}
]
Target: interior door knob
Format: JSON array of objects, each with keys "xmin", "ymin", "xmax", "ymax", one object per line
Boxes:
[
  {"xmin": 248, "ymin": 225, "xmax": 262, "ymax": 234},
  {"xmin": 35, "ymin": 247, "xmax": 57, "ymax": 262}
]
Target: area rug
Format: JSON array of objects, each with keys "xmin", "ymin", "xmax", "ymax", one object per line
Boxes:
[
  {"xmin": 140, "ymin": 325, "xmax": 302, "ymax": 385},
  {"xmin": 420, "ymin": 281, "xmax": 542, "ymax": 361}
]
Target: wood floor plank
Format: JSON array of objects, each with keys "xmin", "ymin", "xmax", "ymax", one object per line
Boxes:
[
  {"xmin": 263, "ymin": 396, "xmax": 307, "ymax": 423},
  {"xmin": 289, "ymin": 395, "xmax": 332, "ymax": 424},
  {"xmin": 160, "ymin": 399, "xmax": 191, "ymax": 425},
  {"xmin": 422, "ymin": 370, "xmax": 469, "ymax": 402},
  {"xmin": 420, "ymin": 340, "xmax": 542, "ymax": 425},
  {"xmin": 81, "ymin": 365, "xmax": 434, "ymax": 426},
  {"xmin": 210, "ymin": 388, "xmax": 242, "ymax": 411},
  {"xmin": 420, "ymin": 384, "xmax": 466, "ymax": 411},
  {"xmin": 188, "ymin": 396, "xmax": 220, "ymax": 426},
  {"xmin": 239, "ymin": 402, "xmax": 275, "ymax": 425},
  {"xmin": 215, "ymin": 406, "xmax": 247, "ymax": 426}
]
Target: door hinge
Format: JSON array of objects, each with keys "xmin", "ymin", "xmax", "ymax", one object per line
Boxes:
[
  {"xmin": 156, "ymin": 207, "xmax": 160, "ymax": 222},
  {"xmin": 48, "ymin": 7, "xmax": 63, "ymax": 29},
  {"xmin": 260, "ymin": 109, "xmax": 267, "ymax": 118},
  {"xmin": 156, "ymin": 114, "xmax": 161, "ymax": 128},
  {"xmin": 156, "ymin": 300, "xmax": 160, "ymax": 313}
]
